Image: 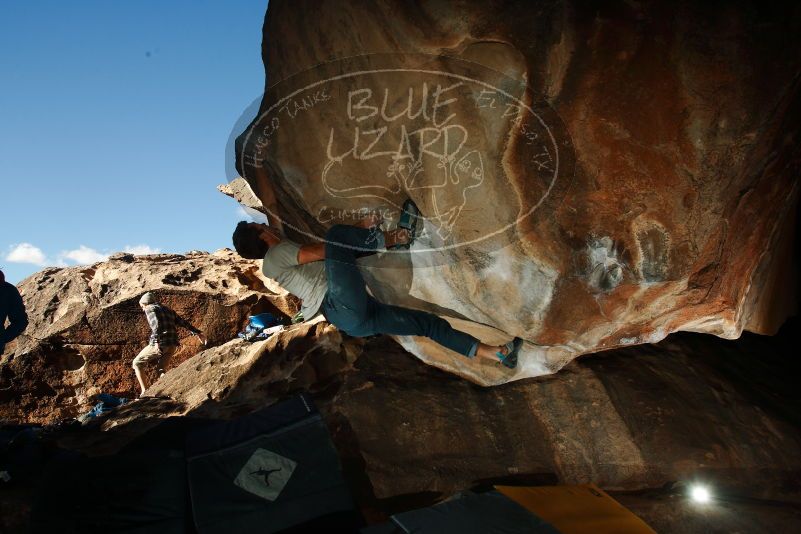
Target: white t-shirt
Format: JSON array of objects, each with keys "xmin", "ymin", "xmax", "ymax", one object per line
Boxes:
[{"xmin": 262, "ymin": 240, "xmax": 327, "ymax": 319}]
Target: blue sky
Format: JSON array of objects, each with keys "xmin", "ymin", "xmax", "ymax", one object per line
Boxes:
[{"xmin": 0, "ymin": 0, "xmax": 268, "ymax": 284}]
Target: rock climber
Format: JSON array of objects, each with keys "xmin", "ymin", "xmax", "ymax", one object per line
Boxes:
[
  {"xmin": 231, "ymin": 203, "xmax": 521, "ymax": 369},
  {"xmin": 133, "ymin": 292, "xmax": 206, "ymax": 396},
  {"xmin": 0, "ymin": 269, "xmax": 28, "ymax": 357}
]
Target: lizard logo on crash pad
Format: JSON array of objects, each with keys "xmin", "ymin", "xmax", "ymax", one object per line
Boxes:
[{"xmin": 234, "ymin": 448, "xmax": 297, "ymax": 501}]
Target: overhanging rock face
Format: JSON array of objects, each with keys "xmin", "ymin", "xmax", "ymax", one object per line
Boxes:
[{"xmin": 234, "ymin": 0, "xmax": 800, "ymax": 385}]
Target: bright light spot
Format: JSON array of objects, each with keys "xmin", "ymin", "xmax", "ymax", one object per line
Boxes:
[{"xmin": 690, "ymin": 485, "xmax": 711, "ymax": 504}]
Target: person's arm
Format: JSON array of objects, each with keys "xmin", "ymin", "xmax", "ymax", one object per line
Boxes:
[
  {"xmin": 172, "ymin": 310, "xmax": 207, "ymax": 345},
  {"xmin": 296, "ymin": 226, "xmax": 393, "ymax": 265},
  {"xmin": 1, "ymin": 287, "xmax": 28, "ymax": 344},
  {"xmin": 297, "ymin": 243, "xmax": 326, "ymax": 265},
  {"xmin": 251, "ymin": 166, "xmax": 283, "ymax": 234},
  {"xmin": 174, "ymin": 314, "xmax": 200, "ymax": 334}
]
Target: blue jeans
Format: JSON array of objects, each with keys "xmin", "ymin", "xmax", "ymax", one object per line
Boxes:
[{"xmin": 321, "ymin": 225, "xmax": 479, "ymax": 357}]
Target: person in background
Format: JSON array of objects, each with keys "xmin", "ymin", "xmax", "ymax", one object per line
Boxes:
[
  {"xmin": 0, "ymin": 269, "xmax": 28, "ymax": 357},
  {"xmin": 133, "ymin": 291, "xmax": 206, "ymax": 396}
]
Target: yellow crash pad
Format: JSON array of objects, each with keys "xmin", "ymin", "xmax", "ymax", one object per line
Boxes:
[{"xmin": 496, "ymin": 484, "xmax": 656, "ymax": 534}]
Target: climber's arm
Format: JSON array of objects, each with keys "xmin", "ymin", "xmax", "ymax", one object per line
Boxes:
[
  {"xmin": 297, "ymin": 243, "xmax": 326, "ymax": 265},
  {"xmin": 296, "ymin": 227, "xmax": 404, "ymax": 265},
  {"xmin": 252, "ymin": 167, "xmax": 284, "ymax": 235},
  {"xmin": 171, "ymin": 310, "xmax": 207, "ymax": 345}
]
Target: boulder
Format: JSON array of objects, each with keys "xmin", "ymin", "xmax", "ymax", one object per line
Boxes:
[
  {"xmin": 0, "ymin": 249, "xmax": 299, "ymax": 423},
  {"xmin": 50, "ymin": 317, "xmax": 801, "ymax": 521},
  {"xmin": 3, "ymin": 264, "xmax": 797, "ymax": 528},
  {"xmin": 232, "ymin": 0, "xmax": 801, "ymax": 384}
]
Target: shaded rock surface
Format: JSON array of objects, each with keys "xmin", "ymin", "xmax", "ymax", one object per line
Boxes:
[
  {"xmin": 0, "ymin": 250, "xmax": 299, "ymax": 423},
  {"xmin": 233, "ymin": 0, "xmax": 801, "ymax": 384},
  {"xmin": 35, "ymin": 317, "xmax": 801, "ymax": 532}
]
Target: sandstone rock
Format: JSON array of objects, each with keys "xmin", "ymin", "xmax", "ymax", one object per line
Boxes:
[
  {"xmin": 218, "ymin": 177, "xmax": 267, "ymax": 216},
  {"xmin": 47, "ymin": 317, "xmax": 801, "ymax": 521},
  {"xmin": 0, "ymin": 249, "xmax": 299, "ymax": 423},
  {"xmin": 4, "ymin": 316, "xmax": 800, "ymax": 531},
  {"xmin": 231, "ymin": 0, "xmax": 801, "ymax": 384}
]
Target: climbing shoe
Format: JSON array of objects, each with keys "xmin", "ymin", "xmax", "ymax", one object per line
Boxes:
[
  {"xmin": 388, "ymin": 198, "xmax": 421, "ymax": 250},
  {"xmin": 496, "ymin": 337, "xmax": 523, "ymax": 369}
]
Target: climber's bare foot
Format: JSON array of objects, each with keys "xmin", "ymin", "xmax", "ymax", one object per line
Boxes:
[
  {"xmin": 384, "ymin": 228, "xmax": 411, "ymax": 248},
  {"xmin": 475, "ymin": 343, "xmax": 507, "ymax": 362}
]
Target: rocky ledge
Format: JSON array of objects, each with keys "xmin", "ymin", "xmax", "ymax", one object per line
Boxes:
[{"xmin": 0, "ymin": 249, "xmax": 298, "ymax": 423}]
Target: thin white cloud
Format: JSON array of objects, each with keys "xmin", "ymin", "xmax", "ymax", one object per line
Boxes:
[
  {"xmin": 6, "ymin": 243, "xmax": 47, "ymax": 266},
  {"xmin": 7, "ymin": 243, "xmax": 165, "ymax": 269},
  {"xmin": 61, "ymin": 245, "xmax": 109, "ymax": 265},
  {"xmin": 123, "ymin": 244, "xmax": 161, "ymax": 255}
]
